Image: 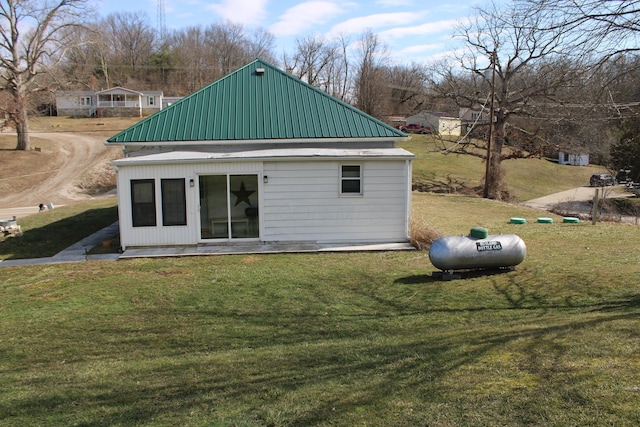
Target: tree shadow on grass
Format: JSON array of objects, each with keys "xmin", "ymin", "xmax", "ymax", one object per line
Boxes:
[
  {"xmin": 7, "ymin": 304, "xmax": 638, "ymax": 426},
  {"xmin": 0, "ymin": 205, "xmax": 118, "ymax": 260}
]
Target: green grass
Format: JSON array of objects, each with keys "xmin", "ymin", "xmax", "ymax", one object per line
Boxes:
[
  {"xmin": 1, "ymin": 193, "xmax": 639, "ymax": 426},
  {"xmin": 0, "ymin": 198, "xmax": 118, "ymax": 260},
  {"xmin": 400, "ymin": 135, "xmax": 606, "ymax": 201}
]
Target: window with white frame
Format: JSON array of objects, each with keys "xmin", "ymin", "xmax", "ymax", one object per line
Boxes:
[
  {"xmin": 148, "ymin": 96, "xmax": 155, "ymax": 106},
  {"xmin": 340, "ymin": 164, "xmax": 362, "ymax": 195},
  {"xmin": 79, "ymin": 96, "xmax": 92, "ymax": 106}
]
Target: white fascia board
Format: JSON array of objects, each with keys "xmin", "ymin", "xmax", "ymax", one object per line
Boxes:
[{"xmin": 112, "ymin": 147, "xmax": 415, "ymax": 167}]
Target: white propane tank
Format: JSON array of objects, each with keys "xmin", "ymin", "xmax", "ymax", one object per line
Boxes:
[{"xmin": 429, "ymin": 228, "xmax": 526, "ymax": 271}]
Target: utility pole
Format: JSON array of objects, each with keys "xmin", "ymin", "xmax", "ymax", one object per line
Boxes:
[{"xmin": 483, "ymin": 51, "xmax": 496, "ymax": 199}]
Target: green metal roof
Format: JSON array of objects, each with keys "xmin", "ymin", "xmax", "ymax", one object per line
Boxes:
[{"xmin": 107, "ymin": 59, "xmax": 406, "ymax": 144}]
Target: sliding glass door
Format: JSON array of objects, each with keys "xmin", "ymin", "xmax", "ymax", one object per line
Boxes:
[{"xmin": 199, "ymin": 174, "xmax": 259, "ymax": 240}]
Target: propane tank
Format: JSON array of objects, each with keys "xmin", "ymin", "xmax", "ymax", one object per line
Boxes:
[{"xmin": 429, "ymin": 227, "xmax": 526, "ymax": 271}]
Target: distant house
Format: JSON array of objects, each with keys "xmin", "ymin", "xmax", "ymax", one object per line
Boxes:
[
  {"xmin": 459, "ymin": 107, "xmax": 489, "ymax": 135},
  {"xmin": 406, "ymin": 111, "xmax": 462, "ymax": 136},
  {"xmin": 106, "ymin": 59, "xmax": 414, "ymax": 251},
  {"xmin": 55, "ymin": 87, "xmax": 164, "ymax": 118},
  {"xmin": 558, "ymin": 151, "xmax": 589, "ymax": 166}
]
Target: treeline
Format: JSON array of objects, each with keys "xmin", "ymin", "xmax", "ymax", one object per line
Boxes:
[
  {"xmin": 54, "ymin": 12, "xmax": 438, "ymax": 118},
  {"xmin": 5, "ymin": 0, "xmax": 640, "ymax": 186}
]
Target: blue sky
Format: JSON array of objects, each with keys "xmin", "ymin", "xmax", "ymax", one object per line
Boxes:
[{"xmin": 97, "ymin": 0, "xmax": 486, "ymax": 64}]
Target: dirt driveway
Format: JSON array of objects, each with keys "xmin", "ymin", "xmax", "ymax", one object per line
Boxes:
[{"xmin": 0, "ymin": 132, "xmax": 120, "ymax": 211}]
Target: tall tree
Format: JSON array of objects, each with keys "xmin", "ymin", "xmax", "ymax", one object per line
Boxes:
[
  {"xmin": 353, "ymin": 30, "xmax": 389, "ymax": 118},
  {"xmin": 428, "ymin": 1, "xmax": 572, "ymax": 199},
  {"xmin": 0, "ymin": 0, "xmax": 90, "ymax": 150},
  {"xmin": 521, "ymin": 0, "xmax": 640, "ymax": 59},
  {"xmin": 102, "ymin": 11, "xmax": 156, "ymax": 87}
]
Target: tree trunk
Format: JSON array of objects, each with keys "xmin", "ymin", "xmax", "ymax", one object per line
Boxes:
[
  {"xmin": 14, "ymin": 104, "xmax": 30, "ymax": 151},
  {"xmin": 485, "ymin": 111, "xmax": 506, "ymax": 199}
]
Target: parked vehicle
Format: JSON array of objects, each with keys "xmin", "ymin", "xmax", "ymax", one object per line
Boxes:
[
  {"xmin": 616, "ymin": 169, "xmax": 632, "ymax": 184},
  {"xmin": 405, "ymin": 123, "xmax": 431, "ymax": 134},
  {"xmin": 590, "ymin": 173, "xmax": 616, "ymax": 186}
]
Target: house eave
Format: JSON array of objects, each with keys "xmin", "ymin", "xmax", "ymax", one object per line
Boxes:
[
  {"xmin": 106, "ymin": 136, "xmax": 409, "ymax": 146},
  {"xmin": 112, "ymin": 147, "xmax": 416, "ymax": 167}
]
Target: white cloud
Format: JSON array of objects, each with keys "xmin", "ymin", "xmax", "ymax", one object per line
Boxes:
[
  {"xmin": 380, "ymin": 19, "xmax": 459, "ymax": 39},
  {"xmin": 328, "ymin": 11, "xmax": 426, "ymax": 36},
  {"xmin": 399, "ymin": 43, "xmax": 445, "ymax": 54},
  {"xmin": 206, "ymin": 0, "xmax": 268, "ymax": 26},
  {"xmin": 270, "ymin": 1, "xmax": 345, "ymax": 36}
]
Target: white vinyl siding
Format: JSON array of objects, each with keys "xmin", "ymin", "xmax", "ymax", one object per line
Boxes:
[
  {"xmin": 115, "ymin": 157, "xmax": 411, "ymax": 249},
  {"xmin": 262, "ymin": 160, "xmax": 409, "ymax": 243},
  {"xmin": 116, "ymin": 161, "xmax": 262, "ymax": 249}
]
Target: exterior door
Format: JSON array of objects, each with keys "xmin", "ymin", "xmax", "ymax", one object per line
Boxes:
[{"xmin": 199, "ymin": 174, "xmax": 259, "ymax": 240}]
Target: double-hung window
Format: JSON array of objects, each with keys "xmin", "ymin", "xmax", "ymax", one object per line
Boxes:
[
  {"xmin": 161, "ymin": 179, "xmax": 186, "ymax": 226},
  {"xmin": 131, "ymin": 179, "xmax": 156, "ymax": 227},
  {"xmin": 340, "ymin": 165, "xmax": 362, "ymax": 195}
]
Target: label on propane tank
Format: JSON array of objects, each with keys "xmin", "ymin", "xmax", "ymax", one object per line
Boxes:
[{"xmin": 476, "ymin": 241, "xmax": 502, "ymax": 251}]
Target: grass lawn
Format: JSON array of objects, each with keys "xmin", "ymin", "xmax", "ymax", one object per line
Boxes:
[
  {"xmin": 1, "ymin": 193, "xmax": 639, "ymax": 426},
  {"xmin": 0, "ymin": 198, "xmax": 118, "ymax": 260},
  {"xmin": 28, "ymin": 116, "xmax": 143, "ymax": 138}
]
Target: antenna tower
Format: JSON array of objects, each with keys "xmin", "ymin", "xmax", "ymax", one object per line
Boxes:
[{"xmin": 157, "ymin": 0, "xmax": 166, "ymax": 44}]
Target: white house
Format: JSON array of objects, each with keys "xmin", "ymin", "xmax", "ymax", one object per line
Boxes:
[
  {"xmin": 107, "ymin": 59, "xmax": 415, "ymax": 251},
  {"xmin": 56, "ymin": 87, "xmax": 163, "ymax": 117},
  {"xmin": 558, "ymin": 151, "xmax": 589, "ymax": 166},
  {"xmin": 406, "ymin": 111, "xmax": 462, "ymax": 136}
]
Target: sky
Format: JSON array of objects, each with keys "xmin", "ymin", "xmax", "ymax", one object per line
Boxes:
[{"xmin": 97, "ymin": 0, "xmax": 486, "ymax": 65}]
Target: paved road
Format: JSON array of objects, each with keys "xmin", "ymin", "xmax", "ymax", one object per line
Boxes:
[
  {"xmin": 522, "ymin": 185, "xmax": 639, "ymax": 224},
  {"xmin": 522, "ymin": 186, "xmax": 602, "ymax": 212}
]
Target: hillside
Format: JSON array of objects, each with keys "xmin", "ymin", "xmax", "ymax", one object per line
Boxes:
[
  {"xmin": 400, "ymin": 134, "xmax": 606, "ymax": 202},
  {"xmin": 0, "ymin": 118, "xmax": 607, "ymax": 210}
]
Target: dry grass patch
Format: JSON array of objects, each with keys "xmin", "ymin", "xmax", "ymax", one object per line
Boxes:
[{"xmin": 409, "ymin": 217, "xmax": 444, "ymax": 250}]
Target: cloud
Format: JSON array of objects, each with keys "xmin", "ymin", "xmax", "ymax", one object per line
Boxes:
[
  {"xmin": 206, "ymin": 0, "xmax": 268, "ymax": 27},
  {"xmin": 380, "ymin": 19, "xmax": 459, "ymax": 39},
  {"xmin": 328, "ymin": 11, "xmax": 426, "ymax": 36},
  {"xmin": 270, "ymin": 1, "xmax": 345, "ymax": 36},
  {"xmin": 399, "ymin": 43, "xmax": 445, "ymax": 54}
]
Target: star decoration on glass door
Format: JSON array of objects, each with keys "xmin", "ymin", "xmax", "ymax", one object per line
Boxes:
[{"xmin": 231, "ymin": 181, "xmax": 255, "ymax": 206}]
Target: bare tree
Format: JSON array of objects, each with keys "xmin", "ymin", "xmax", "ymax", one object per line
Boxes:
[
  {"xmin": 321, "ymin": 34, "xmax": 352, "ymax": 102},
  {"xmin": 0, "ymin": 0, "xmax": 90, "ymax": 150},
  {"xmin": 285, "ymin": 34, "xmax": 334, "ymax": 86},
  {"xmin": 520, "ymin": 0, "xmax": 640, "ymax": 59},
  {"xmin": 353, "ymin": 29, "xmax": 390, "ymax": 118},
  {"xmin": 168, "ymin": 26, "xmax": 211, "ymax": 94},
  {"xmin": 386, "ymin": 64, "xmax": 429, "ymax": 115},
  {"xmin": 428, "ymin": 1, "xmax": 573, "ymax": 199},
  {"xmin": 102, "ymin": 11, "xmax": 156, "ymax": 87}
]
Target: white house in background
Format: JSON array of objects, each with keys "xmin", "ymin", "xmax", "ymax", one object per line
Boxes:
[
  {"xmin": 106, "ymin": 59, "xmax": 414, "ymax": 251},
  {"xmin": 406, "ymin": 111, "xmax": 462, "ymax": 136},
  {"xmin": 558, "ymin": 151, "xmax": 589, "ymax": 166},
  {"xmin": 55, "ymin": 87, "xmax": 163, "ymax": 117}
]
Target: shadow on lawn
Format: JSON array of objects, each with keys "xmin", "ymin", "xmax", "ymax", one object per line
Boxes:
[
  {"xmin": 0, "ymin": 205, "xmax": 117, "ymax": 260},
  {"xmin": 13, "ymin": 304, "xmax": 637, "ymax": 426}
]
